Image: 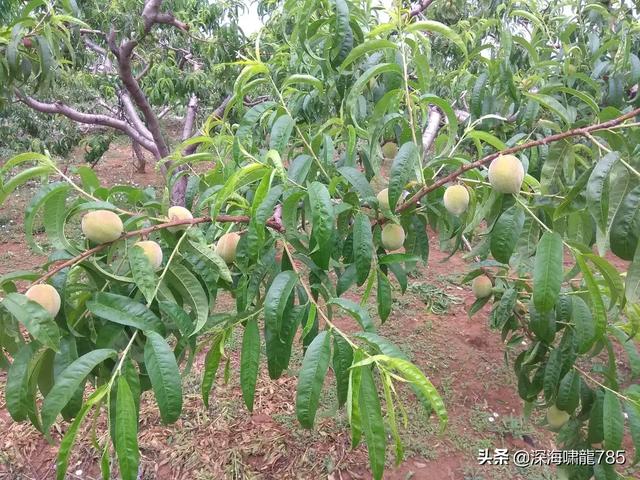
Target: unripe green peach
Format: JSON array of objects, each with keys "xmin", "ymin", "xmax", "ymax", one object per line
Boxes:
[
  {"xmin": 215, "ymin": 232, "xmax": 241, "ymax": 264},
  {"xmin": 488, "ymin": 154, "xmax": 525, "ymax": 194},
  {"xmin": 25, "ymin": 284, "xmax": 61, "ymax": 317},
  {"xmin": 167, "ymin": 206, "xmax": 193, "ymax": 232},
  {"xmin": 381, "ymin": 141, "xmax": 398, "ymax": 159},
  {"xmin": 471, "ymin": 275, "xmax": 493, "ymax": 298},
  {"xmin": 81, "ymin": 210, "xmax": 123, "ymax": 243},
  {"xmin": 546, "ymin": 405, "xmax": 570, "ymax": 429},
  {"xmin": 381, "ymin": 224, "xmax": 405, "ymax": 251},
  {"xmin": 377, "ymin": 188, "xmax": 390, "ymax": 210},
  {"xmin": 443, "ymin": 185, "xmax": 470, "ymax": 216},
  {"xmin": 134, "ymin": 240, "xmax": 163, "ymax": 269}
]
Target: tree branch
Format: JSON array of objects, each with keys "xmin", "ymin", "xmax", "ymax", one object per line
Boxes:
[
  {"xmin": 182, "ymin": 94, "xmax": 232, "ymax": 156},
  {"xmin": 395, "ymin": 107, "xmax": 640, "ymax": 216},
  {"xmin": 120, "ymin": 91, "xmax": 155, "ymax": 145},
  {"xmin": 16, "ymin": 91, "xmax": 159, "ymax": 154},
  {"xmin": 182, "ymin": 94, "xmax": 199, "ymax": 142},
  {"xmin": 421, "ymin": 106, "xmax": 442, "ymax": 160},
  {"xmin": 32, "ymin": 214, "xmax": 284, "ymax": 286},
  {"xmin": 141, "ymin": 0, "xmax": 189, "ymax": 33},
  {"xmin": 409, "ymin": 0, "xmax": 436, "ymax": 17},
  {"xmin": 83, "ymin": 37, "xmax": 113, "ymax": 72}
]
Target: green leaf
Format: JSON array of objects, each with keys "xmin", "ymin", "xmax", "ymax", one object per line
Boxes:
[
  {"xmin": 264, "ymin": 270, "xmax": 301, "ymax": 379},
  {"xmin": 240, "ymin": 317, "xmax": 260, "ymax": 412},
  {"xmin": 24, "ymin": 182, "xmax": 70, "ymax": 254},
  {"xmin": 296, "ymin": 331, "xmax": 331, "ymax": 428},
  {"xmin": 358, "ymin": 365, "xmax": 386, "ymax": 480},
  {"xmin": 115, "ymin": 376, "xmax": 139, "ymax": 480},
  {"xmin": 407, "ymin": 20, "xmax": 467, "ymax": 55},
  {"xmin": 144, "ymin": 331, "xmax": 182, "ymax": 424},
  {"xmin": 43, "ymin": 187, "xmax": 74, "ymax": 252},
  {"xmin": 376, "ymin": 270, "xmax": 392, "ymax": 323},
  {"xmin": 158, "ymin": 301, "xmax": 193, "ymax": 337},
  {"xmin": 56, "ymin": 386, "xmax": 107, "ymax": 480},
  {"xmin": 572, "ymin": 296, "xmax": 596, "ymax": 354},
  {"xmin": 338, "ymin": 166, "xmax": 376, "ymax": 201},
  {"xmin": 587, "ymin": 254, "xmax": 624, "ymax": 310},
  {"xmin": 624, "ymin": 398, "xmax": 640, "ymax": 464},
  {"xmin": 388, "ymin": 142, "xmax": 418, "ymax": 211},
  {"xmin": 332, "ymin": 333, "xmax": 353, "ymax": 408},
  {"xmin": 54, "ymin": 337, "xmax": 83, "ymax": 420},
  {"xmin": 184, "ymin": 240, "xmax": 232, "ymax": 284},
  {"xmin": 575, "ymin": 254, "xmax": 607, "ymax": 340},
  {"xmin": 128, "ymin": 245, "xmax": 158, "ymax": 304},
  {"xmin": 381, "ymin": 356, "xmax": 447, "ymax": 430},
  {"xmin": 0, "ymin": 165, "xmax": 55, "ymax": 205},
  {"xmin": 610, "ymin": 185, "xmax": 640, "ymax": 260},
  {"xmin": 353, "ymin": 213, "xmax": 373, "ymax": 286},
  {"xmin": 6, "ymin": 343, "xmax": 36, "ymax": 422},
  {"xmin": 556, "ymin": 369, "xmax": 580, "ymax": 414},
  {"xmin": 490, "ymin": 206, "xmax": 525, "ymax": 264},
  {"xmin": 2, "ymin": 293, "xmax": 60, "ymax": 351},
  {"xmin": 264, "ymin": 270, "xmax": 298, "ymax": 338},
  {"xmin": 533, "ymin": 232, "xmax": 563, "ymax": 313},
  {"xmin": 586, "ymin": 152, "xmax": 619, "ymax": 232},
  {"xmin": 41, "ymin": 349, "xmax": 117, "ymax": 432},
  {"xmin": 346, "ymin": 63, "xmax": 402, "ymax": 133},
  {"xmin": 201, "ymin": 334, "xmax": 223, "ymax": 408},
  {"xmin": 328, "ymin": 298, "xmax": 375, "ymax": 332},
  {"xmin": 308, "ymin": 181, "xmax": 334, "ymax": 269},
  {"xmin": 166, "ymin": 264, "xmax": 209, "ymax": 334},
  {"xmin": 603, "ymin": 390, "xmax": 624, "ymax": 450},
  {"xmin": 347, "ymin": 350, "xmax": 364, "ymax": 447},
  {"xmin": 381, "ymin": 370, "xmax": 404, "ymax": 465},
  {"xmin": 524, "ymin": 92, "xmax": 572, "ymax": 125},
  {"xmin": 626, "ymin": 242, "xmax": 640, "ymax": 304},
  {"xmin": 543, "ymin": 348, "xmax": 562, "ymax": 401},
  {"xmin": 269, "ymin": 114, "xmax": 295, "ymax": 152},
  {"xmin": 87, "ymin": 293, "xmax": 163, "ymax": 332},
  {"xmin": 611, "ymin": 327, "xmax": 640, "ymax": 379},
  {"xmin": 282, "ymin": 74, "xmax": 324, "ymax": 93},
  {"xmin": 529, "ymin": 304, "xmax": 556, "ymax": 344},
  {"xmin": 332, "ymin": 0, "xmax": 354, "ymax": 65},
  {"xmin": 340, "ymin": 39, "xmax": 396, "ymax": 69},
  {"xmin": 554, "ymin": 165, "xmax": 594, "ymax": 219}
]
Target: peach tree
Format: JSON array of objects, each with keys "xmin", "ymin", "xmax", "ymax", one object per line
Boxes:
[{"xmin": 1, "ymin": 1, "xmax": 640, "ymax": 479}]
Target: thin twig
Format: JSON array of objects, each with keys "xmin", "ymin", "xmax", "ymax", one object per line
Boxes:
[
  {"xmin": 392, "ymin": 106, "xmax": 640, "ymax": 218},
  {"xmin": 31, "ymin": 215, "xmax": 284, "ymax": 287}
]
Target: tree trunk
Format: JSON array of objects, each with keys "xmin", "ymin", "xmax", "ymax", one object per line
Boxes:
[{"xmin": 132, "ymin": 140, "xmax": 146, "ymax": 173}]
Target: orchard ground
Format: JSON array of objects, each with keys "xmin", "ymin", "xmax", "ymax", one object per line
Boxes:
[{"xmin": 0, "ymin": 139, "xmax": 635, "ymax": 480}]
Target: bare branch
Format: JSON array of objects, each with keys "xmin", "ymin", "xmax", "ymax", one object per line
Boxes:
[
  {"xmin": 83, "ymin": 37, "xmax": 113, "ymax": 72},
  {"xmin": 421, "ymin": 106, "xmax": 442, "ymax": 160},
  {"xmin": 17, "ymin": 91, "xmax": 159, "ymax": 155},
  {"xmin": 157, "ymin": 104, "xmax": 173, "ymax": 119},
  {"xmin": 182, "ymin": 94, "xmax": 199, "ymax": 142},
  {"xmin": 409, "ymin": 0, "xmax": 436, "ymax": 17},
  {"xmin": 141, "ymin": 0, "xmax": 189, "ymax": 34},
  {"xmin": 120, "ymin": 91, "xmax": 154, "ymax": 144}
]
